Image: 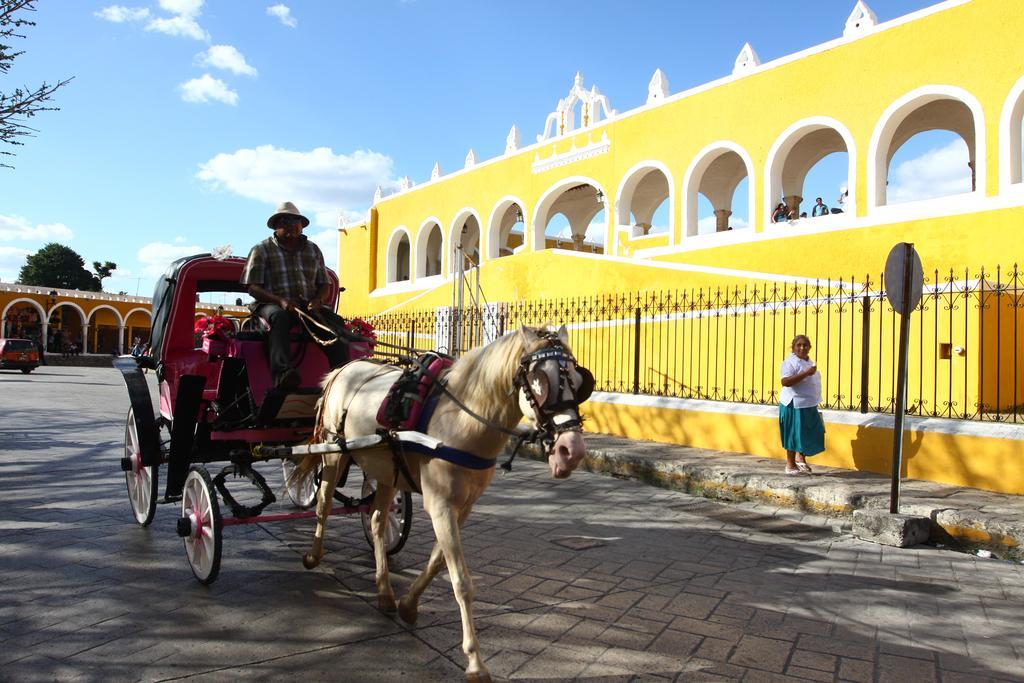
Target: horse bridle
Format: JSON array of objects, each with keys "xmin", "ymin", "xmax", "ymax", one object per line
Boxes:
[{"xmin": 513, "ymin": 333, "xmax": 594, "ymax": 446}]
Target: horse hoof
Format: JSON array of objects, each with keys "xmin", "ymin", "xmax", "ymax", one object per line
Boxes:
[
  {"xmin": 302, "ymin": 553, "xmax": 320, "ymax": 570},
  {"xmin": 465, "ymin": 671, "xmax": 492, "ymax": 683},
  {"xmin": 398, "ymin": 598, "xmax": 418, "ymax": 625},
  {"xmin": 378, "ymin": 595, "xmax": 397, "ymax": 613}
]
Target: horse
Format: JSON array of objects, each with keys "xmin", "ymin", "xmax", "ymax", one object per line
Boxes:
[{"xmin": 293, "ymin": 325, "xmax": 591, "ymax": 682}]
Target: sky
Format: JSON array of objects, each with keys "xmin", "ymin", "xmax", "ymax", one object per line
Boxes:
[{"xmin": 1, "ymin": 0, "xmax": 970, "ymax": 297}]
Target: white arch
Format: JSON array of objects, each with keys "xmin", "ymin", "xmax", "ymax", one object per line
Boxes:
[
  {"xmin": 763, "ymin": 116, "xmax": 857, "ymax": 223},
  {"xmin": 414, "ymin": 216, "xmax": 444, "ymax": 278},
  {"xmin": 999, "ymin": 74, "xmax": 1024, "ymax": 192},
  {"xmin": 485, "ymin": 195, "xmax": 528, "ymax": 261},
  {"xmin": 48, "ymin": 301, "xmax": 87, "ymax": 325},
  {"xmin": 446, "ymin": 208, "xmax": 483, "ymax": 275},
  {"xmin": 1, "ymin": 298, "xmax": 46, "ymax": 335},
  {"xmin": 123, "ymin": 307, "xmax": 152, "ymax": 323},
  {"xmin": 867, "ymin": 85, "xmax": 987, "ymax": 210},
  {"xmin": 86, "ymin": 304, "xmax": 125, "ymax": 327},
  {"xmin": 613, "ymin": 160, "xmax": 675, "ymax": 247},
  {"xmin": 384, "ymin": 226, "xmax": 412, "ymax": 284},
  {"xmin": 681, "ymin": 140, "xmax": 756, "ymax": 237},
  {"xmin": 531, "ymin": 175, "xmax": 609, "ymax": 252}
]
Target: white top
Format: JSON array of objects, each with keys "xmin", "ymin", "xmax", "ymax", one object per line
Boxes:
[{"xmin": 779, "ymin": 353, "xmax": 821, "ymax": 408}]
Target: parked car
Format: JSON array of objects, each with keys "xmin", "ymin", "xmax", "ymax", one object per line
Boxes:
[{"xmin": 0, "ymin": 338, "xmax": 40, "ymax": 373}]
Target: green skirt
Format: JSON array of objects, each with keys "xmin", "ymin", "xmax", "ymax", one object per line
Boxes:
[{"xmin": 778, "ymin": 403, "xmax": 825, "ymax": 456}]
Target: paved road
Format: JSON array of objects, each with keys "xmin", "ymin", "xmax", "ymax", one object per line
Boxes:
[{"xmin": 1, "ymin": 366, "xmax": 1022, "ymax": 682}]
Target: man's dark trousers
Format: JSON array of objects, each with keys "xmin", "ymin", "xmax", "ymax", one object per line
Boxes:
[{"xmin": 254, "ymin": 303, "xmax": 349, "ymax": 378}]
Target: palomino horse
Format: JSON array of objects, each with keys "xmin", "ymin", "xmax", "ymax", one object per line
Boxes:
[{"xmin": 295, "ymin": 325, "xmax": 590, "ymax": 682}]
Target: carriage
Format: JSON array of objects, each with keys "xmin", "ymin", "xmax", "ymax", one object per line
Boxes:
[
  {"xmin": 114, "ymin": 253, "xmax": 420, "ymax": 584},
  {"xmin": 116, "ymin": 252, "xmax": 593, "ymax": 681}
]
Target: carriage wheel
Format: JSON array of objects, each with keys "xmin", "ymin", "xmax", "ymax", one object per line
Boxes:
[
  {"xmin": 178, "ymin": 466, "xmax": 222, "ymax": 585},
  {"xmin": 123, "ymin": 407, "xmax": 159, "ymax": 526},
  {"xmin": 360, "ymin": 472, "xmax": 412, "ymax": 556},
  {"xmin": 281, "ymin": 459, "xmax": 319, "ymax": 509}
]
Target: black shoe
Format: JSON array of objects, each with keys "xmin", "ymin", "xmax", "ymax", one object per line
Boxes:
[{"xmin": 274, "ymin": 368, "xmax": 301, "ymax": 390}]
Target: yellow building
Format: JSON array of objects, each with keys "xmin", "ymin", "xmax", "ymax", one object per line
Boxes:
[
  {"xmin": 336, "ymin": 0, "xmax": 1024, "ymax": 495},
  {"xmin": 0, "ymin": 283, "xmax": 245, "ymax": 355}
]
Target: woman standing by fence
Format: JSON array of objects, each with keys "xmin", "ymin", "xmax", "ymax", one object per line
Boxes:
[{"xmin": 779, "ymin": 334, "xmax": 825, "ymax": 475}]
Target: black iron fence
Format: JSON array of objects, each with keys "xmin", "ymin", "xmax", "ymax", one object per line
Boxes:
[{"xmin": 362, "ymin": 264, "xmax": 1023, "ymax": 423}]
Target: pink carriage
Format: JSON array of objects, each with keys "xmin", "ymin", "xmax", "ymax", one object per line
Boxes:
[{"xmin": 114, "ymin": 253, "xmax": 412, "ymax": 584}]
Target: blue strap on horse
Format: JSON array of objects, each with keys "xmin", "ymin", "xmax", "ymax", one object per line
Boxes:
[{"xmin": 399, "ymin": 393, "xmax": 497, "ymax": 470}]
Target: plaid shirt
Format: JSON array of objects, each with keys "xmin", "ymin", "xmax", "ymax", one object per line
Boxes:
[{"xmin": 240, "ymin": 234, "xmax": 328, "ymax": 303}]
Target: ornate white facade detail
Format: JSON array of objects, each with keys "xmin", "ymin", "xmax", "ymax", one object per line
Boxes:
[
  {"xmin": 399, "ymin": 176, "xmax": 412, "ymax": 191},
  {"xmin": 844, "ymin": 1, "xmax": 878, "ymax": 36},
  {"xmin": 537, "ymin": 72, "xmax": 616, "ymax": 142},
  {"xmin": 373, "ymin": 185, "xmax": 383, "ymax": 203},
  {"xmin": 647, "ymin": 69, "xmax": 669, "ymax": 105},
  {"xmin": 505, "ymin": 124, "xmax": 521, "ymax": 154},
  {"xmin": 465, "ymin": 148, "xmax": 477, "ymax": 168},
  {"xmin": 733, "ymin": 43, "xmax": 761, "ymax": 75},
  {"xmin": 431, "ymin": 162, "xmax": 441, "ymax": 180},
  {"xmin": 531, "ymin": 131, "xmax": 611, "ymax": 174}
]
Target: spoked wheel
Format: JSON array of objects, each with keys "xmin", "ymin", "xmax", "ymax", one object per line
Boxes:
[
  {"xmin": 360, "ymin": 472, "xmax": 412, "ymax": 556},
  {"xmin": 178, "ymin": 466, "xmax": 222, "ymax": 585},
  {"xmin": 281, "ymin": 459, "xmax": 319, "ymax": 509},
  {"xmin": 123, "ymin": 407, "xmax": 159, "ymax": 526}
]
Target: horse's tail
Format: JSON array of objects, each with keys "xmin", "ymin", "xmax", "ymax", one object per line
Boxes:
[{"xmin": 285, "ymin": 366, "xmax": 348, "ymax": 493}]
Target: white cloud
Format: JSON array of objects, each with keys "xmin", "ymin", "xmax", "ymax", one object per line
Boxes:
[
  {"xmin": 137, "ymin": 241, "xmax": 206, "ymax": 277},
  {"xmin": 179, "ymin": 74, "xmax": 238, "ymax": 105},
  {"xmin": 159, "ymin": 0, "xmax": 203, "ymax": 15},
  {"xmin": 0, "ymin": 214, "xmax": 74, "ymax": 242},
  {"xmin": 888, "ymin": 138, "xmax": 973, "ymax": 204},
  {"xmin": 95, "ymin": 5, "xmax": 150, "ymax": 22},
  {"xmin": 196, "ymin": 145, "xmax": 400, "ymax": 230},
  {"xmin": 267, "ymin": 4, "xmax": 297, "ymax": 28},
  {"xmin": 147, "ymin": 14, "xmax": 209, "ymax": 40},
  {"xmin": 197, "ymin": 45, "xmax": 257, "ymax": 77},
  {"xmin": 0, "ymin": 246, "xmax": 32, "ymax": 282}
]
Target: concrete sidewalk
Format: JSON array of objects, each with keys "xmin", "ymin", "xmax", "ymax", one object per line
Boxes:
[{"xmin": 521, "ymin": 434, "xmax": 1024, "ymax": 561}]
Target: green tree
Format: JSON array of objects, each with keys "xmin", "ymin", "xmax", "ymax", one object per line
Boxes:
[
  {"xmin": 92, "ymin": 260, "xmax": 117, "ymax": 284},
  {"xmin": 18, "ymin": 242, "xmax": 101, "ymax": 291},
  {"xmin": 2, "ymin": 0, "xmax": 73, "ymax": 169}
]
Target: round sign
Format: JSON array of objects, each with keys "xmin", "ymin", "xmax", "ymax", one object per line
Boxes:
[{"xmin": 884, "ymin": 243, "xmax": 924, "ymax": 314}]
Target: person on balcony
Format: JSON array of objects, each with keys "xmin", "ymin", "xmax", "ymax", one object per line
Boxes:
[
  {"xmin": 811, "ymin": 197, "xmax": 830, "ymax": 217},
  {"xmin": 241, "ymin": 201, "xmax": 349, "ymax": 390},
  {"xmin": 779, "ymin": 334, "xmax": 825, "ymax": 475}
]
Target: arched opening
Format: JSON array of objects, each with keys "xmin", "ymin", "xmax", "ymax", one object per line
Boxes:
[
  {"xmin": 88, "ymin": 306, "xmax": 123, "ymax": 355},
  {"xmin": 887, "ymin": 130, "xmax": 972, "ymax": 204},
  {"xmin": 683, "ymin": 144, "xmax": 753, "ymax": 236},
  {"xmin": 385, "ymin": 229, "xmax": 411, "ymax": 284},
  {"xmin": 486, "ymin": 199, "xmax": 526, "ymax": 260},
  {"xmin": 616, "ymin": 165, "xmax": 672, "ymax": 238},
  {"xmin": 124, "ymin": 309, "xmax": 152, "ymax": 352},
  {"xmin": 533, "ymin": 179, "xmax": 607, "ymax": 253},
  {"xmin": 415, "ymin": 220, "xmax": 443, "ymax": 278},
  {"xmin": 2, "ymin": 299, "xmax": 44, "ymax": 344},
  {"xmin": 48, "ymin": 303, "xmax": 85, "ymax": 354},
  {"xmin": 870, "ymin": 88, "xmax": 983, "ymax": 208},
  {"xmin": 450, "ymin": 213, "xmax": 481, "ymax": 275},
  {"xmin": 998, "ymin": 75, "xmax": 1024, "ymax": 190},
  {"xmin": 766, "ymin": 119, "xmax": 854, "ymax": 222}
]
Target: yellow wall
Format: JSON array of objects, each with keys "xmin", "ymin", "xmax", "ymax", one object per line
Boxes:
[{"xmin": 584, "ymin": 400, "xmax": 1024, "ymax": 496}]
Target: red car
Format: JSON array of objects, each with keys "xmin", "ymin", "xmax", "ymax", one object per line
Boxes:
[{"xmin": 0, "ymin": 338, "xmax": 40, "ymax": 374}]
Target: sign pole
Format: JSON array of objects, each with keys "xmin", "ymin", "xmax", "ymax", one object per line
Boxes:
[{"xmin": 889, "ymin": 243, "xmax": 915, "ymax": 514}]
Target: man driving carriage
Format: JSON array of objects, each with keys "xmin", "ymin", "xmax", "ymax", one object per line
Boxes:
[{"xmin": 241, "ymin": 201, "xmax": 350, "ymax": 390}]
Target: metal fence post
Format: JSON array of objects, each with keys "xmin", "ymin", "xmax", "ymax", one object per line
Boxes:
[
  {"xmin": 633, "ymin": 307, "xmax": 642, "ymax": 394},
  {"xmin": 860, "ymin": 294, "xmax": 871, "ymax": 413}
]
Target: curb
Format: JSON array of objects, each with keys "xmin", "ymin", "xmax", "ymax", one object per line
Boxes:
[{"xmin": 514, "ymin": 436, "xmax": 1024, "ymax": 561}]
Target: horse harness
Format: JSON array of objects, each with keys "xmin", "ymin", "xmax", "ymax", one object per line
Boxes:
[{"xmin": 323, "ymin": 334, "xmax": 594, "ymax": 491}]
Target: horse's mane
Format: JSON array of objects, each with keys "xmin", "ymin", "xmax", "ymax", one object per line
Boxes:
[{"xmin": 443, "ymin": 328, "xmax": 527, "ymax": 431}]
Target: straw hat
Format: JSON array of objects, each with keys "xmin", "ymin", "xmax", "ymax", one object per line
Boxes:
[{"xmin": 267, "ymin": 201, "xmax": 310, "ymax": 228}]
